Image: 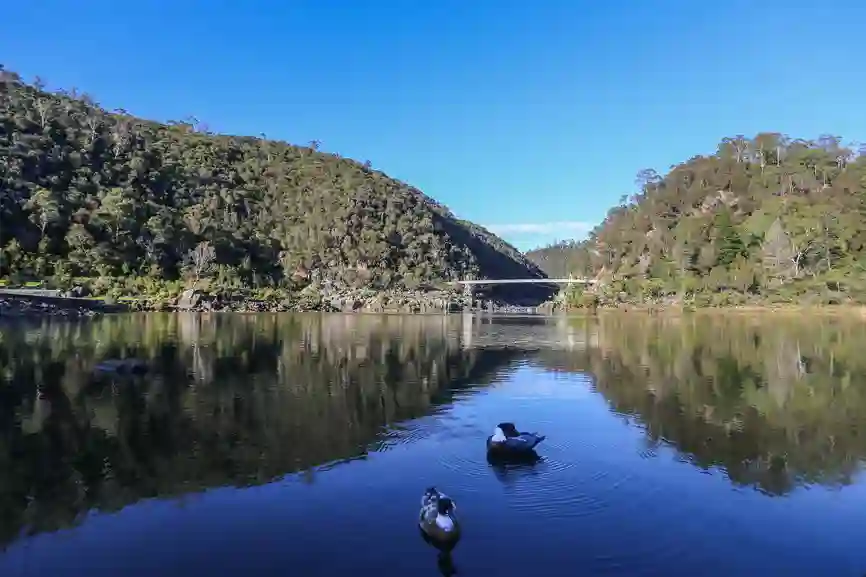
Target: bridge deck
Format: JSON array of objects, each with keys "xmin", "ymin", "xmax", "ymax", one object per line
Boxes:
[{"xmin": 455, "ymin": 278, "xmax": 595, "ymax": 285}]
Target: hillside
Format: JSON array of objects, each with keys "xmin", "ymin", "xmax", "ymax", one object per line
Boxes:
[
  {"xmin": 0, "ymin": 68, "xmax": 546, "ymax": 306},
  {"xmin": 528, "ymin": 134, "xmax": 866, "ymax": 306}
]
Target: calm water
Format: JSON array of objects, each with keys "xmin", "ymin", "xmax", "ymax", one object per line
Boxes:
[{"xmin": 1, "ymin": 313, "xmax": 866, "ymax": 577}]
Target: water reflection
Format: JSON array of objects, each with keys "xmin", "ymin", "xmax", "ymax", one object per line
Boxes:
[
  {"xmin": 0, "ymin": 313, "xmax": 522, "ymax": 548},
  {"xmin": 486, "ymin": 450, "xmax": 543, "ymax": 486},
  {"xmin": 0, "ymin": 312, "xmax": 865, "ymax": 576},
  {"xmin": 419, "ymin": 529, "xmax": 460, "ymax": 576},
  {"xmin": 539, "ymin": 314, "xmax": 866, "ymax": 496}
]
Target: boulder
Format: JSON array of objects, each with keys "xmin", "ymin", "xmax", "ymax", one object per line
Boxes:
[{"xmin": 177, "ymin": 289, "xmax": 203, "ymax": 310}]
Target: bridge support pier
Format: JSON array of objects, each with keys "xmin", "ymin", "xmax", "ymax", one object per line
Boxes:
[
  {"xmin": 462, "ymin": 283, "xmax": 473, "ymax": 311},
  {"xmin": 461, "ymin": 311, "xmax": 473, "ymax": 349}
]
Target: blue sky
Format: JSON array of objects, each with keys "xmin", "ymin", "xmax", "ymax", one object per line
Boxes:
[{"xmin": 2, "ymin": 0, "xmax": 864, "ymax": 251}]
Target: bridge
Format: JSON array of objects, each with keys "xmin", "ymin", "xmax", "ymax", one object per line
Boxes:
[
  {"xmin": 454, "ymin": 278, "xmax": 596, "ymax": 286},
  {"xmin": 453, "ymin": 277, "xmax": 596, "ymax": 298},
  {"xmin": 451, "ymin": 276, "xmax": 597, "ymax": 309}
]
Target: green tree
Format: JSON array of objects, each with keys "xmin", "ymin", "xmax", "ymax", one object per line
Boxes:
[{"xmin": 25, "ymin": 187, "xmax": 60, "ymax": 239}]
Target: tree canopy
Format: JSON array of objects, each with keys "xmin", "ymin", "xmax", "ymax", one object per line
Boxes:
[
  {"xmin": 528, "ymin": 134, "xmax": 866, "ymax": 306},
  {"xmin": 0, "ymin": 67, "xmax": 545, "ymax": 297}
]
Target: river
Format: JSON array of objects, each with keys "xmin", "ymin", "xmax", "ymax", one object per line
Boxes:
[{"xmin": 0, "ymin": 312, "xmax": 864, "ymax": 576}]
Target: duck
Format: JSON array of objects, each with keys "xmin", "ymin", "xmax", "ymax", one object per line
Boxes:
[
  {"xmin": 486, "ymin": 422, "xmax": 546, "ymax": 455},
  {"xmin": 419, "ymin": 487, "xmax": 461, "ymax": 547}
]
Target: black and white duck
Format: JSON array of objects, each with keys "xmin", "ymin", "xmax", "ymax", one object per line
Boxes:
[
  {"xmin": 486, "ymin": 422, "xmax": 546, "ymax": 456},
  {"xmin": 419, "ymin": 487, "xmax": 461, "ymax": 547}
]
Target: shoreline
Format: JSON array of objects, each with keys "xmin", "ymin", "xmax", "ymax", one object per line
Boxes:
[
  {"xmin": 573, "ymin": 304, "xmax": 866, "ymax": 318},
  {"xmin": 4, "ymin": 289, "xmax": 866, "ymax": 320},
  {"xmin": 0, "ymin": 294, "xmax": 115, "ymax": 319}
]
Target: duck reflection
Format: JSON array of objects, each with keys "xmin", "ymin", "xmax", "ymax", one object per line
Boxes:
[
  {"xmin": 419, "ymin": 528, "xmax": 459, "ymax": 576},
  {"xmin": 486, "ymin": 449, "xmax": 543, "ymax": 485}
]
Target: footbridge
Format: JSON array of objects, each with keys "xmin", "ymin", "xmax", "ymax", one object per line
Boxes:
[
  {"xmin": 453, "ymin": 277, "xmax": 596, "ymax": 297},
  {"xmin": 454, "ymin": 277, "xmax": 596, "ymax": 287},
  {"xmin": 451, "ymin": 276, "xmax": 597, "ymax": 311}
]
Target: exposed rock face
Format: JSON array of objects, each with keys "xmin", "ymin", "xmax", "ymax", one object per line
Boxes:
[{"xmin": 176, "ymin": 289, "xmax": 204, "ymax": 311}]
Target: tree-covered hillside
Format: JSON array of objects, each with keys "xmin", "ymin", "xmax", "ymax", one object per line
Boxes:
[
  {"xmin": 0, "ymin": 67, "xmax": 545, "ymax": 299},
  {"xmin": 528, "ymin": 134, "xmax": 866, "ymax": 306}
]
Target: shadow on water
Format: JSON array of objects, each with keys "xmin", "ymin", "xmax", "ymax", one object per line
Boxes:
[
  {"xmin": 486, "ymin": 450, "xmax": 544, "ymax": 485},
  {"xmin": 0, "ymin": 313, "xmax": 524, "ymax": 549}
]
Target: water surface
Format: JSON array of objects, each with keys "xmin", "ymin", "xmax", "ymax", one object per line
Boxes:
[{"xmin": 1, "ymin": 312, "xmax": 865, "ymax": 576}]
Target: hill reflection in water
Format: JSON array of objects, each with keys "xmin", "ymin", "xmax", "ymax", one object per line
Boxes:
[
  {"xmin": 538, "ymin": 313, "xmax": 866, "ymax": 496},
  {"xmin": 0, "ymin": 313, "xmax": 521, "ymax": 547},
  {"xmin": 1, "ymin": 312, "xmax": 865, "ymax": 577}
]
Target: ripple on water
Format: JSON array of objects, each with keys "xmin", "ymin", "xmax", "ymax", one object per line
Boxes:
[
  {"xmin": 363, "ymin": 377, "xmax": 701, "ymax": 576},
  {"xmin": 504, "ymin": 461, "xmax": 632, "ymax": 520},
  {"xmin": 636, "ymin": 442, "xmax": 660, "ymax": 461},
  {"xmin": 438, "ymin": 452, "xmax": 490, "ymax": 480},
  {"xmin": 484, "ymin": 448, "xmax": 700, "ymax": 576},
  {"xmin": 369, "ymin": 419, "xmax": 438, "ymax": 452}
]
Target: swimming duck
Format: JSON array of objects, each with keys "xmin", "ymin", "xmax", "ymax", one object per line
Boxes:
[
  {"xmin": 486, "ymin": 422, "xmax": 546, "ymax": 455},
  {"xmin": 419, "ymin": 487, "xmax": 461, "ymax": 546}
]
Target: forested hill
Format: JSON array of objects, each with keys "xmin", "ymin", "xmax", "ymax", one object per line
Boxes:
[
  {"xmin": 0, "ymin": 68, "xmax": 545, "ymax": 295},
  {"xmin": 527, "ymin": 135, "xmax": 866, "ymax": 306}
]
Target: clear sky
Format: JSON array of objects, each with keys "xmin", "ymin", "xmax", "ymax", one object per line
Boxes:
[{"xmin": 2, "ymin": 0, "xmax": 864, "ymax": 251}]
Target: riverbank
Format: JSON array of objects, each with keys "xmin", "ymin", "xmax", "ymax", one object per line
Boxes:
[
  {"xmin": 554, "ymin": 286, "xmax": 866, "ymax": 316},
  {"xmin": 0, "ymin": 285, "xmax": 480, "ymax": 317},
  {"xmin": 559, "ymin": 302, "xmax": 866, "ymax": 318},
  {"xmin": 5, "ymin": 283, "xmax": 865, "ymax": 319},
  {"xmin": 0, "ymin": 293, "xmax": 117, "ymax": 319},
  {"xmin": 168, "ymin": 286, "xmax": 472, "ymax": 313}
]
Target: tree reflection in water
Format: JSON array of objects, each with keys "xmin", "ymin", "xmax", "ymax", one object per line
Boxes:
[
  {"xmin": 2, "ymin": 311, "xmax": 865, "ymax": 555},
  {"xmin": 0, "ymin": 313, "xmax": 521, "ymax": 548},
  {"xmin": 537, "ymin": 313, "xmax": 866, "ymax": 496}
]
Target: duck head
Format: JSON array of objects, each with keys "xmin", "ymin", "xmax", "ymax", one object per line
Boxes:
[
  {"xmin": 497, "ymin": 422, "xmax": 519, "ymax": 437},
  {"xmin": 437, "ymin": 497, "xmax": 455, "ymax": 515}
]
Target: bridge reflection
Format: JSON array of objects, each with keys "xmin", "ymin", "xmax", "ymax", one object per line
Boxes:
[{"xmin": 459, "ymin": 313, "xmax": 594, "ymax": 351}]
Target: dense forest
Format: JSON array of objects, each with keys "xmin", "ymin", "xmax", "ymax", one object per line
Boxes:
[
  {"xmin": 528, "ymin": 135, "xmax": 866, "ymax": 306},
  {"xmin": 5, "ymin": 65, "xmax": 864, "ymax": 309},
  {"xmin": 0, "ymin": 67, "xmax": 545, "ymax": 302}
]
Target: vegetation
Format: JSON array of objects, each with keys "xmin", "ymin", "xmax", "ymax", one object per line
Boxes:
[
  {"xmin": 0, "ymin": 67, "xmax": 545, "ymax": 304},
  {"xmin": 528, "ymin": 135, "xmax": 866, "ymax": 307}
]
